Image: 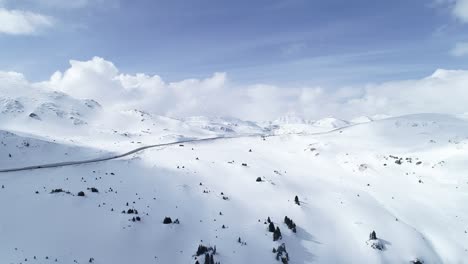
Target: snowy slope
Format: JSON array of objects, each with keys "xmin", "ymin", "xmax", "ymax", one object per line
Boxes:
[
  {"xmin": 0, "ymin": 130, "xmax": 108, "ymax": 169},
  {"xmin": 266, "ymin": 115, "xmax": 353, "ymax": 135},
  {"xmin": 1, "ymin": 111, "xmax": 467, "ymax": 263},
  {"xmin": 0, "ymin": 88, "xmax": 266, "ymax": 154}
]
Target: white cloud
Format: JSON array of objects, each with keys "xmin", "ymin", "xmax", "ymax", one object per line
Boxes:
[
  {"xmin": 452, "ymin": 0, "xmax": 468, "ymax": 22},
  {"xmin": 0, "ymin": 8, "xmax": 54, "ymax": 35},
  {"xmin": 8, "ymin": 0, "xmax": 115, "ymax": 9},
  {"xmin": 0, "ymin": 0, "xmax": 91, "ymax": 9},
  {"xmin": 0, "ymin": 71, "xmax": 28, "ymax": 86},
  {"xmin": 450, "ymin": 42, "xmax": 468, "ymax": 56},
  {"xmin": 27, "ymin": 0, "xmax": 91, "ymax": 9},
  {"xmin": 342, "ymin": 69, "xmax": 468, "ymax": 117},
  {"xmin": 436, "ymin": 0, "xmax": 468, "ymax": 22},
  {"xmin": 25, "ymin": 57, "xmax": 468, "ymax": 121}
]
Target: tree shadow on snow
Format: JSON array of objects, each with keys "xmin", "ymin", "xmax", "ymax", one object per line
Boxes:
[
  {"xmin": 378, "ymin": 238, "xmax": 392, "ymax": 251},
  {"xmin": 282, "ymin": 226, "xmax": 320, "ymax": 263}
]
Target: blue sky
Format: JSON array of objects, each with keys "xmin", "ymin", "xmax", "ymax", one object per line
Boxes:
[{"xmin": 1, "ymin": 0, "xmax": 468, "ymax": 87}]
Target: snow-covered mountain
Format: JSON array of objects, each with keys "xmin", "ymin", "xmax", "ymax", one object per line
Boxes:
[{"xmin": 0, "ymin": 88, "xmax": 467, "ymax": 264}]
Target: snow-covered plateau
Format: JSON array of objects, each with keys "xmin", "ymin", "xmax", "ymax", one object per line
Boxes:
[{"xmin": 1, "ymin": 88, "xmax": 467, "ymax": 264}]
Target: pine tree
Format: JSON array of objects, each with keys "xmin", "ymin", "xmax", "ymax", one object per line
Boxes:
[
  {"xmin": 294, "ymin": 195, "xmax": 300, "ymax": 205},
  {"xmin": 369, "ymin": 230, "xmax": 377, "ymax": 240},
  {"xmin": 269, "ymin": 222, "xmax": 275, "ymax": 232},
  {"xmin": 273, "ymin": 227, "xmax": 282, "ymax": 241},
  {"xmin": 196, "ymin": 245, "xmax": 208, "ymax": 256},
  {"xmin": 284, "ymin": 216, "xmax": 297, "ymax": 232}
]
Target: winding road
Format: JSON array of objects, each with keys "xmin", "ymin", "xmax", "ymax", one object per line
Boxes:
[
  {"xmin": 0, "ymin": 124, "xmax": 354, "ymax": 173},
  {"xmin": 0, "ymin": 135, "xmax": 246, "ymax": 173}
]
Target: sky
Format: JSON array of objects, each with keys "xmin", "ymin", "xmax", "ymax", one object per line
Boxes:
[
  {"xmin": 0, "ymin": 0, "xmax": 468, "ymax": 86},
  {"xmin": 1, "ymin": 0, "xmax": 468, "ymax": 121}
]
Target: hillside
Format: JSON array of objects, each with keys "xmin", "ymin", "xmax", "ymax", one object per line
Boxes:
[{"xmin": 1, "ymin": 106, "xmax": 467, "ymax": 263}]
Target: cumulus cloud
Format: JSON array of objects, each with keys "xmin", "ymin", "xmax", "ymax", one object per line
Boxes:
[
  {"xmin": 0, "ymin": 8, "xmax": 54, "ymax": 35},
  {"xmin": 26, "ymin": 57, "xmax": 468, "ymax": 121},
  {"xmin": 341, "ymin": 69, "xmax": 468, "ymax": 117},
  {"xmin": 0, "ymin": 71, "xmax": 28, "ymax": 86}
]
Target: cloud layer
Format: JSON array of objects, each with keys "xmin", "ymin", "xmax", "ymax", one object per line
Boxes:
[
  {"xmin": 0, "ymin": 8, "xmax": 53, "ymax": 35},
  {"xmin": 0, "ymin": 57, "xmax": 463, "ymax": 121}
]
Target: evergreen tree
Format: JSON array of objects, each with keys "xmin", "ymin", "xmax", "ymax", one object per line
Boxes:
[
  {"xmin": 196, "ymin": 245, "xmax": 208, "ymax": 256},
  {"xmin": 269, "ymin": 222, "xmax": 275, "ymax": 232},
  {"xmin": 294, "ymin": 196, "xmax": 300, "ymax": 205},
  {"xmin": 369, "ymin": 230, "xmax": 377, "ymax": 240},
  {"xmin": 284, "ymin": 216, "xmax": 297, "ymax": 232},
  {"xmin": 273, "ymin": 227, "xmax": 282, "ymax": 241}
]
